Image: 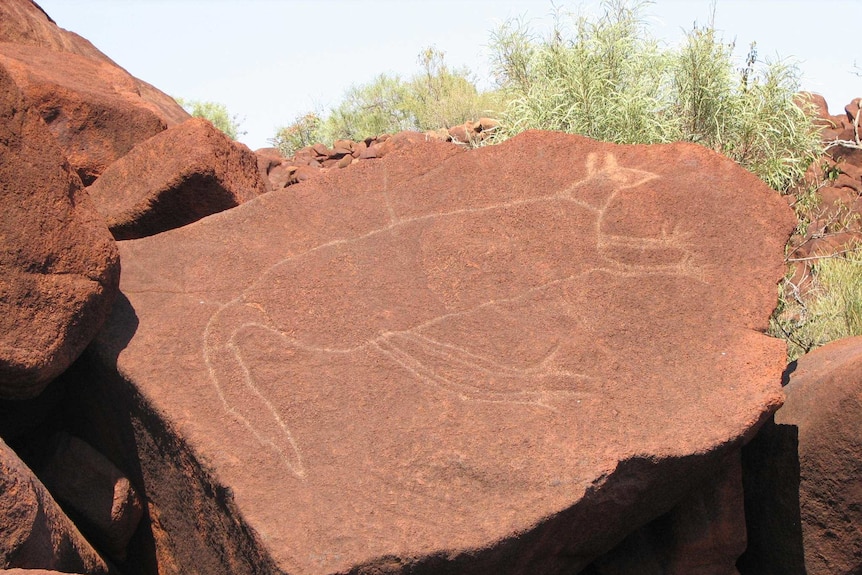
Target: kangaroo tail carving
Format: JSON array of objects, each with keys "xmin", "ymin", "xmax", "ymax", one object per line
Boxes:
[{"xmin": 203, "ymin": 300, "xmax": 306, "ymax": 478}]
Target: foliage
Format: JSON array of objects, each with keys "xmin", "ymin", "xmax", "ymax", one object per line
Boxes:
[
  {"xmin": 270, "ymin": 48, "xmax": 504, "ymax": 154},
  {"xmin": 176, "ymin": 97, "xmax": 245, "ymax": 140},
  {"xmin": 270, "ymin": 112, "xmax": 323, "ymax": 156},
  {"xmin": 488, "ymin": 0, "xmax": 823, "ymax": 192},
  {"xmin": 771, "ymin": 245, "xmax": 862, "ymax": 360}
]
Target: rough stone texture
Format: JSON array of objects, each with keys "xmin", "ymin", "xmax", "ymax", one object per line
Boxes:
[
  {"xmin": 38, "ymin": 432, "xmax": 143, "ymax": 562},
  {"xmin": 586, "ymin": 451, "xmax": 746, "ymax": 575},
  {"xmin": 0, "ymin": 60, "xmax": 119, "ymax": 399},
  {"xmin": 0, "ymin": 0, "xmax": 188, "ymax": 128},
  {"xmin": 86, "ymin": 118, "xmax": 268, "ymax": 240},
  {"xmin": 784, "ymin": 95, "xmax": 862, "ymax": 288},
  {"xmin": 0, "ymin": 437, "xmax": 108, "ymax": 573},
  {"xmin": 266, "ymin": 121, "xmax": 501, "ymax": 191},
  {"xmin": 0, "ymin": 42, "xmax": 172, "ymax": 185},
  {"xmin": 92, "ymin": 130, "xmax": 793, "ymax": 574},
  {"xmin": 741, "ymin": 336, "xmax": 862, "ymax": 575}
]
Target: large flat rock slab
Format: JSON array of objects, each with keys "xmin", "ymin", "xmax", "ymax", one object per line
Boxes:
[{"xmin": 94, "ymin": 131, "xmax": 794, "ymax": 574}]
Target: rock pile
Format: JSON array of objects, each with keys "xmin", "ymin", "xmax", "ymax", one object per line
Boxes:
[
  {"xmin": 787, "ymin": 94, "xmax": 862, "ymax": 285},
  {"xmin": 0, "ymin": 0, "xmax": 264, "ymax": 571},
  {"xmin": 259, "ymin": 117, "xmax": 500, "ymax": 189},
  {"xmin": 89, "ymin": 130, "xmax": 792, "ymax": 574},
  {"xmin": 1, "ymin": 1, "xmax": 860, "ymax": 574},
  {"xmin": 740, "ymin": 335, "xmax": 862, "ymax": 575}
]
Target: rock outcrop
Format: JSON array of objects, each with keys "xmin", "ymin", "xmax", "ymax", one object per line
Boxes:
[
  {"xmin": 786, "ymin": 94, "xmax": 862, "ymax": 286},
  {"xmin": 86, "ymin": 117, "xmax": 268, "ymax": 240},
  {"xmin": 89, "ymin": 130, "xmax": 793, "ymax": 574},
  {"xmin": 0, "ymin": 58, "xmax": 119, "ymax": 399},
  {"xmin": 0, "ymin": 437, "xmax": 109, "ymax": 574},
  {"xmin": 0, "ymin": 0, "xmax": 189, "ymax": 184},
  {"xmin": 740, "ymin": 335, "xmax": 862, "ymax": 575},
  {"xmin": 260, "ymin": 119, "xmax": 500, "ymax": 190}
]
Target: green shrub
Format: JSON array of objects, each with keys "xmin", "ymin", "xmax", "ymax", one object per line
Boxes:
[
  {"xmin": 772, "ymin": 245, "xmax": 862, "ymax": 360},
  {"xmin": 270, "ymin": 48, "xmax": 504, "ymax": 153},
  {"xmin": 176, "ymin": 98, "xmax": 245, "ymax": 140},
  {"xmin": 488, "ymin": 0, "xmax": 823, "ymax": 192},
  {"xmin": 270, "ymin": 112, "xmax": 324, "ymax": 156}
]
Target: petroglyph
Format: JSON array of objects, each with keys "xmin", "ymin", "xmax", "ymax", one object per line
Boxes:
[{"xmin": 202, "ymin": 152, "xmax": 706, "ymax": 478}]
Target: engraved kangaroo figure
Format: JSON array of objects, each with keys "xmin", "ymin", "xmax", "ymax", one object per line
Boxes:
[{"xmin": 202, "ymin": 152, "xmax": 699, "ymax": 479}]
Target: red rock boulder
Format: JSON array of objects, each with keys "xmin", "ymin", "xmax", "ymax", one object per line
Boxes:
[
  {"xmin": 38, "ymin": 432, "xmax": 143, "ymax": 561},
  {"xmin": 0, "ymin": 60, "xmax": 119, "ymax": 399},
  {"xmin": 89, "ymin": 130, "xmax": 793, "ymax": 574},
  {"xmin": 741, "ymin": 336, "xmax": 862, "ymax": 575},
  {"xmin": 86, "ymin": 118, "xmax": 268, "ymax": 240},
  {"xmin": 0, "ymin": 437, "xmax": 108, "ymax": 573},
  {"xmin": 0, "ymin": 0, "xmax": 190, "ymax": 184},
  {"xmin": 0, "ymin": 43, "xmax": 172, "ymax": 184}
]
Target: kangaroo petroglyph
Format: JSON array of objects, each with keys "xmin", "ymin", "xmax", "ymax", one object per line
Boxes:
[{"xmin": 202, "ymin": 152, "xmax": 705, "ymax": 478}]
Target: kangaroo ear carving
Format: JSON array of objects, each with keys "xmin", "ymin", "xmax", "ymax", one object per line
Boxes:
[{"xmin": 585, "ymin": 153, "xmax": 660, "ymax": 191}]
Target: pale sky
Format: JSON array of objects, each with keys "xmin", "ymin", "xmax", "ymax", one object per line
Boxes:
[{"xmin": 36, "ymin": 0, "xmax": 862, "ymax": 150}]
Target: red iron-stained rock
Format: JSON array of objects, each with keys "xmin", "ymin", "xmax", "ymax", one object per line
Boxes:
[
  {"xmin": 86, "ymin": 118, "xmax": 267, "ymax": 240},
  {"xmin": 587, "ymin": 451, "xmax": 747, "ymax": 574},
  {"xmin": 741, "ymin": 336, "xmax": 862, "ymax": 575},
  {"xmin": 0, "ymin": 43, "xmax": 170, "ymax": 184},
  {"xmin": 0, "ymin": 60, "xmax": 118, "ymax": 399},
  {"xmin": 0, "ymin": 437, "xmax": 108, "ymax": 573},
  {"xmin": 38, "ymin": 432, "xmax": 143, "ymax": 561},
  {"xmin": 92, "ymin": 131, "xmax": 793, "ymax": 574},
  {"xmin": 0, "ymin": 0, "xmax": 188, "ymax": 130}
]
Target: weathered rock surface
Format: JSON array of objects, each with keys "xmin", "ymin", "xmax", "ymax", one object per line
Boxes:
[
  {"xmin": 86, "ymin": 117, "xmax": 268, "ymax": 240},
  {"xmin": 0, "ymin": 437, "xmax": 108, "ymax": 573},
  {"xmin": 0, "ymin": 60, "xmax": 119, "ymax": 399},
  {"xmin": 0, "ymin": 0, "xmax": 189, "ymax": 185},
  {"xmin": 38, "ymin": 432, "xmax": 143, "ymax": 562},
  {"xmin": 587, "ymin": 451, "xmax": 746, "ymax": 575},
  {"xmin": 0, "ymin": 43, "xmax": 172, "ymax": 185},
  {"xmin": 91, "ymin": 130, "xmax": 793, "ymax": 574},
  {"xmin": 0, "ymin": 0, "xmax": 188, "ymax": 127},
  {"xmin": 740, "ymin": 335, "xmax": 862, "ymax": 575},
  {"xmin": 265, "ymin": 120, "xmax": 500, "ymax": 191}
]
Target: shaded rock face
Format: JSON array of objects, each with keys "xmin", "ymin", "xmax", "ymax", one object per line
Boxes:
[
  {"xmin": 93, "ymin": 130, "xmax": 793, "ymax": 574},
  {"xmin": 587, "ymin": 451, "xmax": 746, "ymax": 575},
  {"xmin": 87, "ymin": 117, "xmax": 268, "ymax": 240},
  {"xmin": 0, "ymin": 437, "xmax": 108, "ymax": 573},
  {"xmin": 0, "ymin": 0, "xmax": 190, "ymax": 185},
  {"xmin": 39, "ymin": 432, "xmax": 143, "ymax": 562},
  {"xmin": 0, "ymin": 60, "xmax": 119, "ymax": 399},
  {"xmin": 740, "ymin": 336, "xmax": 862, "ymax": 575}
]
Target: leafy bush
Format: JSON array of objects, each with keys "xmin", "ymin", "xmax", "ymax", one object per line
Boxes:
[
  {"xmin": 176, "ymin": 98, "xmax": 245, "ymax": 140},
  {"xmin": 489, "ymin": 0, "xmax": 823, "ymax": 192},
  {"xmin": 270, "ymin": 48, "xmax": 504, "ymax": 154},
  {"xmin": 270, "ymin": 112, "xmax": 323, "ymax": 156},
  {"xmin": 772, "ymin": 245, "xmax": 862, "ymax": 360}
]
